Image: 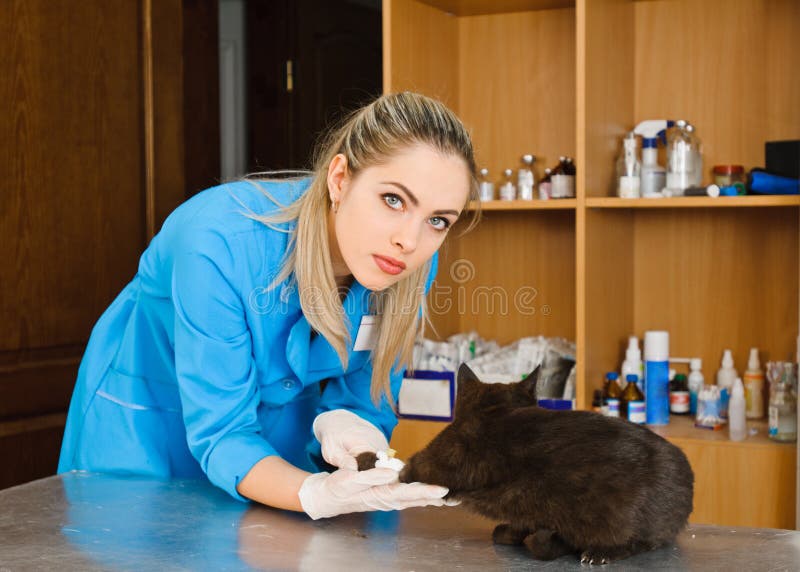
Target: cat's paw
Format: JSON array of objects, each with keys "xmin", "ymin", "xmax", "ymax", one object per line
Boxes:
[
  {"xmin": 355, "ymin": 451, "xmax": 378, "ymax": 471},
  {"xmin": 493, "ymin": 524, "xmax": 529, "ymax": 545},
  {"xmin": 580, "ymin": 550, "xmax": 610, "ymax": 566}
]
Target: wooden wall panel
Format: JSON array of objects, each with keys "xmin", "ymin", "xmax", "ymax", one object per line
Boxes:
[
  {"xmin": 580, "ymin": 0, "xmax": 634, "ymax": 198},
  {"xmin": 450, "ymin": 211, "xmax": 576, "ymax": 343},
  {"xmin": 458, "ymin": 8, "xmax": 575, "ymax": 181},
  {"xmin": 1, "ymin": 0, "xmax": 146, "ymax": 353},
  {"xmin": 633, "ymin": 208, "xmax": 799, "ymax": 378},
  {"xmin": 634, "ymin": 0, "xmax": 800, "ymax": 182},
  {"xmin": 383, "ymin": 0, "xmax": 459, "ymax": 108},
  {"xmin": 0, "ymin": 0, "xmax": 215, "ymax": 489}
]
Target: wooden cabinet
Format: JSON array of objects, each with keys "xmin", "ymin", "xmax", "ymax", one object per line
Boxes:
[{"xmin": 384, "ymin": 0, "xmax": 799, "ymax": 529}]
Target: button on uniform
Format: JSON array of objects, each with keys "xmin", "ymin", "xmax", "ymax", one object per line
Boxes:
[{"xmin": 282, "ymin": 378, "xmax": 297, "ymax": 390}]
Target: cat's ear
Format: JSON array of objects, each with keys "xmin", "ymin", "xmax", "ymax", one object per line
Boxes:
[
  {"xmin": 455, "ymin": 363, "xmax": 481, "ymax": 417},
  {"xmin": 457, "ymin": 363, "xmax": 480, "ymax": 386},
  {"xmin": 516, "ymin": 366, "xmax": 541, "ymax": 403}
]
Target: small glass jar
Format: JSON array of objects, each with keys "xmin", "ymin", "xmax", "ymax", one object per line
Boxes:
[
  {"xmin": 712, "ymin": 165, "xmax": 745, "ymax": 187},
  {"xmin": 766, "ymin": 362, "xmax": 797, "ymax": 443}
]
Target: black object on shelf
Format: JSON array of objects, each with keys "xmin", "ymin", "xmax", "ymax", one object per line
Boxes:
[{"xmin": 766, "ymin": 140, "xmax": 800, "ymax": 180}]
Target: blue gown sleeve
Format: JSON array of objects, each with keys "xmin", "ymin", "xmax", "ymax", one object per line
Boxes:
[
  {"xmin": 171, "ymin": 225, "xmax": 275, "ymax": 501},
  {"xmin": 306, "ymin": 254, "xmax": 439, "ymax": 466}
]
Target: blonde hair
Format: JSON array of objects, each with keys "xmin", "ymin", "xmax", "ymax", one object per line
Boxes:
[{"xmin": 248, "ymin": 92, "xmax": 480, "ymax": 406}]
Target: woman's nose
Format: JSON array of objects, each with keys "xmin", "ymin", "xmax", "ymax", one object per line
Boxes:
[{"xmin": 390, "ymin": 221, "xmax": 420, "ymax": 253}]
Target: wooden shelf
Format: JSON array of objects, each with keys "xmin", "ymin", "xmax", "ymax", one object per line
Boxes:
[
  {"xmin": 417, "ymin": 0, "xmax": 574, "ymax": 17},
  {"xmin": 468, "ymin": 199, "xmax": 577, "ymax": 211},
  {"xmin": 649, "ymin": 414, "xmax": 794, "ymax": 450},
  {"xmin": 386, "ymin": 0, "xmax": 800, "ymax": 529},
  {"xmin": 586, "ymin": 196, "xmax": 800, "ymax": 209}
]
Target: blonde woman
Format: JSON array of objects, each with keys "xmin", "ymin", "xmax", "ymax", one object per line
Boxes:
[{"xmin": 59, "ymin": 92, "xmax": 479, "ymax": 519}]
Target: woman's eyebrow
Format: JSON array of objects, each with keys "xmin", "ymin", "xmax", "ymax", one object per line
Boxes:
[{"xmin": 380, "ymin": 181, "xmax": 460, "ymax": 216}]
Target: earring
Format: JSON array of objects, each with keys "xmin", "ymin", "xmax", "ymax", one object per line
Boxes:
[{"xmin": 331, "ymin": 198, "xmax": 339, "ymax": 213}]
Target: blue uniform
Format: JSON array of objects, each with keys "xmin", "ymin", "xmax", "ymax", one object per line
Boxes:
[{"xmin": 58, "ymin": 178, "xmax": 437, "ymax": 501}]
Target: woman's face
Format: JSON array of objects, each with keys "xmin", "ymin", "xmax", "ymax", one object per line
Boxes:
[{"xmin": 327, "ymin": 143, "xmax": 471, "ymax": 291}]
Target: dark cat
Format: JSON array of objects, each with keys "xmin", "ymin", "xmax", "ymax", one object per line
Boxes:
[{"xmin": 388, "ymin": 363, "xmax": 694, "ymax": 564}]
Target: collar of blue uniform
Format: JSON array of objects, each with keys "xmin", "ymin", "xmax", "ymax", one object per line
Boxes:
[{"xmin": 284, "ymin": 278, "xmax": 373, "ymax": 382}]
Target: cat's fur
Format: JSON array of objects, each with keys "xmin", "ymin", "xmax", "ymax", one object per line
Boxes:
[{"xmin": 392, "ymin": 363, "xmax": 694, "ymax": 564}]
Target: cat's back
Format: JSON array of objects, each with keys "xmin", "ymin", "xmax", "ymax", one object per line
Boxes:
[{"xmin": 489, "ymin": 406, "xmax": 692, "ymax": 487}]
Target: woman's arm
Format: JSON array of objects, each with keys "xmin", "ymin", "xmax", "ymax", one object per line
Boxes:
[{"xmin": 237, "ymin": 456, "xmax": 310, "ymax": 511}]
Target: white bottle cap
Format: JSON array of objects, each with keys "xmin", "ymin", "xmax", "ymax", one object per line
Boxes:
[
  {"xmin": 721, "ymin": 349, "xmax": 734, "ymax": 369},
  {"xmin": 690, "ymin": 358, "xmax": 702, "ymax": 371},
  {"xmin": 747, "ymin": 348, "xmax": 760, "ymax": 371},
  {"xmin": 732, "ymin": 377, "xmax": 744, "ymax": 397},
  {"xmin": 644, "ymin": 331, "xmax": 669, "ymax": 361}
]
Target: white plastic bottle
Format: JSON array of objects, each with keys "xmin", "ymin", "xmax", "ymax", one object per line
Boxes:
[
  {"xmin": 743, "ymin": 347, "xmax": 765, "ymax": 419},
  {"xmin": 620, "ymin": 336, "xmax": 642, "ymax": 391},
  {"xmin": 728, "ymin": 377, "xmax": 747, "ymax": 442},
  {"xmin": 687, "ymin": 358, "xmax": 704, "ymax": 416},
  {"xmin": 716, "ymin": 349, "xmax": 738, "ymax": 418},
  {"xmin": 640, "ymin": 137, "xmax": 666, "ymax": 196}
]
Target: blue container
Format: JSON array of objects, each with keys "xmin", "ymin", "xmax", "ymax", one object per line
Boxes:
[{"xmin": 644, "ymin": 331, "xmax": 670, "ymax": 425}]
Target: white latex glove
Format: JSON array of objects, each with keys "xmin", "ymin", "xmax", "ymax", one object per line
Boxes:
[
  {"xmin": 313, "ymin": 409, "xmax": 389, "ymax": 471},
  {"xmin": 298, "ymin": 467, "xmax": 450, "ymax": 520}
]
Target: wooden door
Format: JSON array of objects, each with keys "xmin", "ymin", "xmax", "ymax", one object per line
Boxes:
[
  {"xmin": 0, "ymin": 0, "xmax": 219, "ymax": 489},
  {"xmin": 247, "ymin": 0, "xmax": 382, "ymax": 171}
]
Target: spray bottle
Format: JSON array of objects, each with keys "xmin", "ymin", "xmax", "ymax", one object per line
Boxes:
[
  {"xmin": 633, "ymin": 120, "xmax": 671, "ymax": 197},
  {"xmin": 716, "ymin": 349, "xmax": 738, "ymax": 418},
  {"xmin": 620, "ymin": 336, "xmax": 643, "ymax": 392}
]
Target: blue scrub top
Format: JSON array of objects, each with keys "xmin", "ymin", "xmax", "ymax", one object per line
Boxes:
[{"xmin": 58, "ymin": 178, "xmax": 438, "ymax": 501}]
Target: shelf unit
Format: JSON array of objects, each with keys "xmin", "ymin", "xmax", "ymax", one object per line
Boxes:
[{"xmin": 384, "ymin": 0, "xmax": 800, "ymax": 529}]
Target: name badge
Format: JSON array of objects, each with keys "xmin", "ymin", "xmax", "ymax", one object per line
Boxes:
[{"xmin": 353, "ymin": 315, "xmax": 378, "ymax": 352}]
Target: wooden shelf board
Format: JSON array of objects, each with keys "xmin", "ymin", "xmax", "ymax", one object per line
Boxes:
[
  {"xmin": 416, "ymin": 0, "xmax": 574, "ymax": 17},
  {"xmin": 586, "ymin": 196, "xmax": 800, "ymax": 209},
  {"xmin": 468, "ymin": 199, "xmax": 577, "ymax": 211},
  {"xmin": 650, "ymin": 414, "xmax": 796, "ymax": 451}
]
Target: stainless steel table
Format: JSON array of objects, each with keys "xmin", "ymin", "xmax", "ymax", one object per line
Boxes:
[{"xmin": 1, "ymin": 472, "xmax": 798, "ymax": 571}]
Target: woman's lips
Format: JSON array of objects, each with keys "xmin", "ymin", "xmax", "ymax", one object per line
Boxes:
[{"xmin": 373, "ymin": 255, "xmax": 406, "ymax": 275}]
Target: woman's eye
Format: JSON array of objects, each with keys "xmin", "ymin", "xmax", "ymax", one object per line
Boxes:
[
  {"xmin": 382, "ymin": 193, "xmax": 403, "ymax": 210},
  {"xmin": 430, "ymin": 216, "xmax": 450, "ymax": 231}
]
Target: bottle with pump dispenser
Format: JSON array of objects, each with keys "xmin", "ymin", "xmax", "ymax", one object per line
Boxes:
[
  {"xmin": 499, "ymin": 168, "xmax": 516, "ymax": 201},
  {"xmin": 517, "ymin": 155, "xmax": 536, "ymax": 200},
  {"xmin": 634, "ymin": 120, "xmax": 670, "ymax": 197},
  {"xmin": 743, "ymin": 348, "xmax": 765, "ymax": 419},
  {"xmin": 687, "ymin": 358, "xmax": 704, "ymax": 415},
  {"xmin": 716, "ymin": 349, "xmax": 738, "ymax": 418},
  {"xmin": 728, "ymin": 377, "xmax": 747, "ymax": 441},
  {"xmin": 616, "ymin": 132, "xmax": 641, "ymax": 198}
]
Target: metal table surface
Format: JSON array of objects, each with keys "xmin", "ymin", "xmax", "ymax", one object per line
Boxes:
[{"xmin": 1, "ymin": 472, "xmax": 798, "ymax": 571}]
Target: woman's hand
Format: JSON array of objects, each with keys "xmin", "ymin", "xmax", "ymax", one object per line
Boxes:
[
  {"xmin": 313, "ymin": 409, "xmax": 389, "ymax": 471},
  {"xmin": 297, "ymin": 467, "xmax": 450, "ymax": 520}
]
